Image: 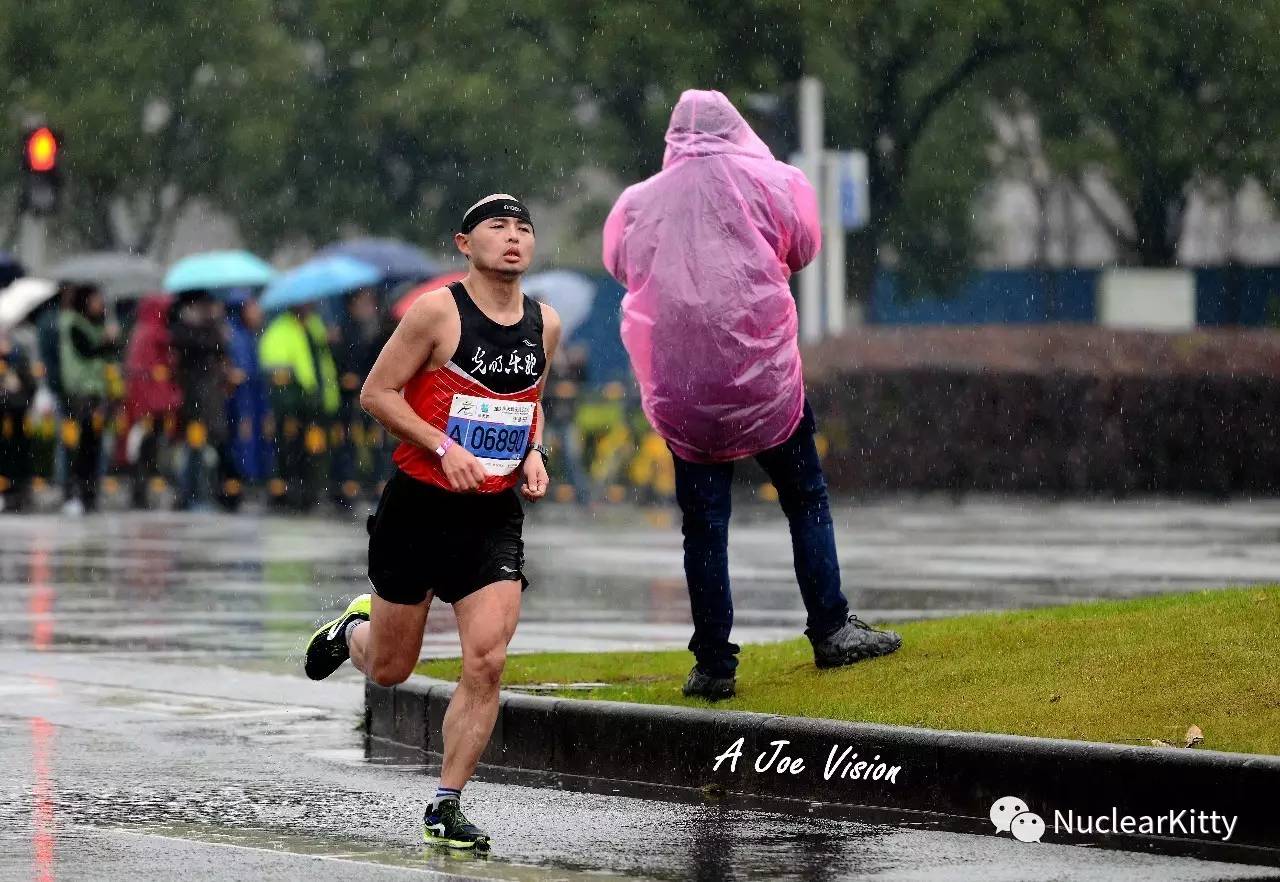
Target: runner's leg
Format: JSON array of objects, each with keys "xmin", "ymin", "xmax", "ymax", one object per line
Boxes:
[
  {"xmin": 349, "ymin": 592, "xmax": 432, "ymax": 686},
  {"xmin": 439, "ymin": 579, "xmax": 521, "ymax": 789}
]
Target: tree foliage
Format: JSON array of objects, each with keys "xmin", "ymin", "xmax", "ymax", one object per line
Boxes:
[
  {"xmin": 1, "ymin": 0, "xmax": 1277, "ymax": 278},
  {"xmin": 0, "ymin": 0, "xmax": 302, "ymax": 252},
  {"xmin": 1026, "ymin": 0, "xmax": 1280, "ymax": 264},
  {"xmin": 256, "ymin": 0, "xmax": 583, "ymax": 251}
]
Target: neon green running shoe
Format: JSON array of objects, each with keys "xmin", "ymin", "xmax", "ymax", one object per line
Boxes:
[
  {"xmin": 424, "ymin": 799, "xmax": 491, "ymax": 851},
  {"xmin": 304, "ymin": 594, "xmax": 371, "ymax": 680}
]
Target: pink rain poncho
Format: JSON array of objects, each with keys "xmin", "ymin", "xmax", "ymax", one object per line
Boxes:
[{"xmin": 603, "ymin": 89, "xmax": 821, "ymax": 464}]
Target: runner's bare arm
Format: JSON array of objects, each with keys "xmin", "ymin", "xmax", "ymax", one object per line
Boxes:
[
  {"xmin": 533, "ymin": 304, "xmax": 563, "ymax": 447},
  {"xmin": 359, "ymin": 289, "xmax": 452, "ymax": 451},
  {"xmin": 521, "ymin": 305, "xmax": 561, "ymax": 501}
]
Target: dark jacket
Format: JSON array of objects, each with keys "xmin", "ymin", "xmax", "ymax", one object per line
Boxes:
[
  {"xmin": 336, "ymin": 315, "xmax": 390, "ymax": 415},
  {"xmin": 0, "ymin": 335, "xmax": 36, "ymax": 415},
  {"xmin": 168, "ymin": 299, "xmax": 229, "ymax": 436}
]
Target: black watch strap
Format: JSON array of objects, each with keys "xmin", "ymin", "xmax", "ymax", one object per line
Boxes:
[{"xmin": 528, "ymin": 442, "xmax": 550, "ymax": 463}]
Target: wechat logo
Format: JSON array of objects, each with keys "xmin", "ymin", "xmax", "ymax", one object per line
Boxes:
[{"xmin": 990, "ymin": 796, "xmax": 1046, "ymax": 843}]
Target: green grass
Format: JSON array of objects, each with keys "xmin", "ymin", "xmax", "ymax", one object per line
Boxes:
[{"xmin": 416, "ymin": 586, "xmax": 1280, "ymax": 756}]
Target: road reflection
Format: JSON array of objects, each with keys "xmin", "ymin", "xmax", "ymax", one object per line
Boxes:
[{"xmin": 32, "ymin": 716, "xmax": 56, "ymax": 882}]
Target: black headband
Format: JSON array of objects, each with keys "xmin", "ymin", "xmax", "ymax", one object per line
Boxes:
[{"xmin": 460, "ymin": 195, "xmax": 534, "ymax": 234}]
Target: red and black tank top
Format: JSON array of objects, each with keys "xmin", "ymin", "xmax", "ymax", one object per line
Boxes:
[{"xmin": 394, "ymin": 281, "xmax": 546, "ymax": 493}]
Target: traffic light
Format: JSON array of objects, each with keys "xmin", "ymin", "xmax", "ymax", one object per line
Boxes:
[{"xmin": 20, "ymin": 126, "xmax": 62, "ymax": 215}]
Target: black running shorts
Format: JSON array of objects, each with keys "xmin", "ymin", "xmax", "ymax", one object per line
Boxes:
[{"xmin": 367, "ymin": 469, "xmax": 529, "ymax": 605}]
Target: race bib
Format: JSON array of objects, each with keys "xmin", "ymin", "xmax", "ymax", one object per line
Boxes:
[{"xmin": 444, "ymin": 394, "xmax": 536, "ymax": 476}]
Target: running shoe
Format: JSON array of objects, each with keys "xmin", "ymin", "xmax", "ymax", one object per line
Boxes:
[
  {"xmin": 682, "ymin": 665, "xmax": 736, "ymax": 701},
  {"xmin": 423, "ymin": 799, "xmax": 491, "ymax": 851},
  {"xmin": 303, "ymin": 594, "xmax": 371, "ymax": 680},
  {"xmin": 811, "ymin": 614, "xmax": 903, "ymax": 669}
]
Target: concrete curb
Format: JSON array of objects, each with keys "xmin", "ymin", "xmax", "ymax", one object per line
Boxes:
[{"xmin": 367, "ymin": 679, "xmax": 1277, "ymax": 866}]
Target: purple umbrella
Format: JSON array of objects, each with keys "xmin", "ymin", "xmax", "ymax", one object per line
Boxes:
[{"xmin": 317, "ymin": 238, "xmax": 440, "ymax": 284}]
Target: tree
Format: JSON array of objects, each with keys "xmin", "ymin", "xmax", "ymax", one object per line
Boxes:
[
  {"xmin": 29, "ymin": 0, "xmax": 1268, "ymax": 282},
  {"xmin": 800, "ymin": 0, "xmax": 1040, "ymax": 294},
  {"xmin": 255, "ymin": 0, "xmax": 585, "ymax": 251},
  {"xmin": 566, "ymin": 0, "xmax": 805, "ymax": 180},
  {"xmin": 0, "ymin": 0, "xmax": 303, "ymax": 254},
  {"xmin": 559, "ymin": 0, "xmax": 1039, "ymax": 294},
  {"xmin": 1027, "ymin": 0, "xmax": 1280, "ymax": 265}
]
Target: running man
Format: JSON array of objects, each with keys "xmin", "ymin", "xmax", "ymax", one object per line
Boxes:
[{"xmin": 304, "ymin": 194, "xmax": 559, "ymax": 852}]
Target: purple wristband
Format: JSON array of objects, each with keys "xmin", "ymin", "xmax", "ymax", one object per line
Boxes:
[{"xmin": 434, "ymin": 436, "xmax": 455, "ymax": 458}]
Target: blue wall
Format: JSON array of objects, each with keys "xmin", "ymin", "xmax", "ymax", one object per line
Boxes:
[
  {"xmin": 1194, "ymin": 267, "xmax": 1280, "ymax": 326},
  {"xmin": 573, "ymin": 267, "xmax": 1280, "ymax": 386},
  {"xmin": 869, "ymin": 269, "xmax": 1098, "ymax": 325},
  {"xmin": 871, "ymin": 267, "xmax": 1280, "ymax": 328}
]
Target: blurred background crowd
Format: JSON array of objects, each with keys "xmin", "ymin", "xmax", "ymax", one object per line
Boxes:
[{"xmin": 0, "ymin": 244, "xmax": 679, "ymax": 515}]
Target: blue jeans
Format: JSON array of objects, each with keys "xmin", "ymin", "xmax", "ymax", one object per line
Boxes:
[{"xmin": 672, "ymin": 399, "xmax": 849, "ymax": 677}]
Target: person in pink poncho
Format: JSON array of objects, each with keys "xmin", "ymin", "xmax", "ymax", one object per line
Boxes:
[{"xmin": 604, "ymin": 89, "xmax": 902, "ymax": 700}]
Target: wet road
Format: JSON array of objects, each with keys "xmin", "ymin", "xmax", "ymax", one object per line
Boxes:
[
  {"xmin": 533, "ymin": 497, "xmax": 1280, "ymax": 645},
  {"xmin": 7, "ymin": 498, "xmax": 1280, "ymax": 662},
  {"xmin": 3, "ymin": 504, "xmax": 1280, "ymax": 880}
]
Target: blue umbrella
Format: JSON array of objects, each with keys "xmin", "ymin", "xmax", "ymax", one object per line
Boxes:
[
  {"xmin": 259, "ymin": 256, "xmax": 381, "ymax": 312},
  {"xmin": 164, "ymin": 250, "xmax": 276, "ymax": 293},
  {"xmin": 317, "ymin": 237, "xmax": 439, "ymax": 283}
]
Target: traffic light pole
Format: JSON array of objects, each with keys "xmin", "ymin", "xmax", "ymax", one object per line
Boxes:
[
  {"xmin": 18, "ymin": 212, "xmax": 47, "ymax": 275},
  {"xmin": 17, "ymin": 125, "xmax": 60, "ymax": 272}
]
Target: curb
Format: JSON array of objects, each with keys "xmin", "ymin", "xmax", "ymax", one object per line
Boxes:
[{"xmin": 367, "ymin": 679, "xmax": 1278, "ymax": 867}]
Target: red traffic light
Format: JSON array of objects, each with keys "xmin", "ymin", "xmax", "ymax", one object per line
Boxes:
[{"xmin": 25, "ymin": 127, "xmax": 58, "ymax": 173}]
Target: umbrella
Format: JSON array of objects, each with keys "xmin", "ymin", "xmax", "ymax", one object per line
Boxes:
[
  {"xmin": 164, "ymin": 250, "xmax": 276, "ymax": 294},
  {"xmin": 0, "ymin": 252, "xmax": 23, "ymax": 289},
  {"xmin": 0, "ymin": 277, "xmax": 58, "ymax": 330},
  {"xmin": 259, "ymin": 256, "xmax": 382, "ymax": 312},
  {"xmin": 391, "ymin": 271, "xmax": 468, "ymax": 320},
  {"xmin": 523, "ymin": 270, "xmax": 597, "ymax": 340},
  {"xmin": 318, "ymin": 237, "xmax": 440, "ymax": 283},
  {"xmin": 51, "ymin": 252, "xmax": 164, "ymax": 301}
]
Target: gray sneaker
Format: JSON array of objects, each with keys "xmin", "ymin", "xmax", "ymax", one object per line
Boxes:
[
  {"xmin": 811, "ymin": 615, "xmax": 903, "ymax": 669},
  {"xmin": 682, "ymin": 665, "xmax": 736, "ymax": 701}
]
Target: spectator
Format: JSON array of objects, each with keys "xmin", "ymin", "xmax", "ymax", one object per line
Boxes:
[
  {"xmin": 37, "ymin": 284, "xmax": 73, "ymax": 489},
  {"xmin": 603, "ymin": 89, "xmax": 902, "ymax": 701},
  {"xmin": 0, "ymin": 327, "xmax": 37, "ymax": 512},
  {"xmin": 58, "ymin": 284, "xmax": 116, "ymax": 514},
  {"xmin": 224, "ymin": 291, "xmax": 271, "ymax": 491},
  {"xmin": 122, "ymin": 295, "xmax": 182, "ymax": 508},
  {"xmin": 333, "ymin": 287, "xmax": 391, "ymax": 506},
  {"xmin": 258, "ymin": 303, "xmax": 339, "ymax": 510},
  {"xmin": 169, "ymin": 290, "xmax": 235, "ymax": 511}
]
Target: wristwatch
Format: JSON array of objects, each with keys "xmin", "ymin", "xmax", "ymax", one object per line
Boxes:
[{"xmin": 527, "ymin": 442, "xmax": 550, "ymax": 465}]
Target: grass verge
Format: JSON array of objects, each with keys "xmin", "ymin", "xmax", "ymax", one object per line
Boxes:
[{"xmin": 416, "ymin": 586, "xmax": 1280, "ymax": 756}]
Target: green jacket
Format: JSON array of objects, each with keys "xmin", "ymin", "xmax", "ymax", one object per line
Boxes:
[
  {"xmin": 259, "ymin": 312, "xmax": 340, "ymax": 416},
  {"xmin": 59, "ymin": 311, "xmax": 107, "ymax": 399}
]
